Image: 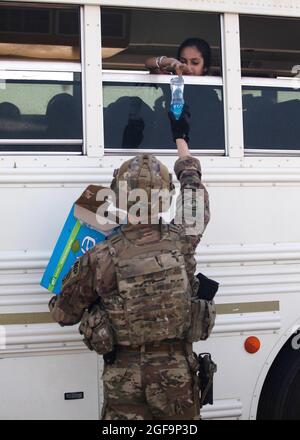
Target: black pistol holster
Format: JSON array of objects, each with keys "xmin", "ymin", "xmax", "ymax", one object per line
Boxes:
[{"xmin": 198, "ymin": 353, "xmax": 217, "ymax": 407}]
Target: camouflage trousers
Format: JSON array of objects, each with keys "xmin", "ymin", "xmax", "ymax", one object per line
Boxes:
[{"xmin": 101, "ymin": 343, "xmax": 200, "ymax": 420}]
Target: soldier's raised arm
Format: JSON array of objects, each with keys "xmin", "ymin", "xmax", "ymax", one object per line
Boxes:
[
  {"xmin": 48, "ymin": 252, "xmax": 98, "ymax": 326},
  {"xmin": 168, "ymin": 107, "xmax": 210, "ymax": 284},
  {"xmin": 168, "ymin": 106, "xmax": 210, "ymax": 235},
  {"xmin": 174, "ymin": 145, "xmax": 210, "ymax": 231}
]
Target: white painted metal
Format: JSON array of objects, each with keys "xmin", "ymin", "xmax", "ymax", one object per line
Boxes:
[
  {"xmin": 245, "ymin": 150, "xmax": 300, "ymax": 157},
  {"xmin": 102, "ymin": 71, "xmax": 223, "ymax": 85},
  {"xmin": 221, "ymin": 13, "xmax": 244, "ymax": 158},
  {"xmin": 2, "ymin": 242, "xmax": 300, "ymax": 270},
  {"xmin": 213, "ymin": 313, "xmax": 281, "ymax": 333},
  {"xmin": 2, "ymin": 164, "xmax": 300, "ymax": 183},
  {"xmin": 82, "ymin": 5, "xmax": 103, "ymax": 157},
  {"xmin": 0, "ymin": 60, "xmax": 81, "ymax": 72},
  {"xmin": 4, "ymin": 154, "xmax": 300, "ymax": 168},
  {"xmin": 0, "ymin": 140, "xmax": 82, "ymax": 145},
  {"xmin": 0, "ymin": 151, "xmax": 83, "ymax": 156},
  {"xmin": 105, "ymin": 149, "xmax": 224, "ymax": 155},
  {"xmin": 27, "ymin": 0, "xmax": 300, "ymax": 19},
  {"xmin": 97, "ymin": 0, "xmax": 300, "ymax": 19},
  {"xmin": 0, "ymin": 352, "xmax": 99, "ymax": 420},
  {"xmin": 0, "ymin": 71, "xmax": 75, "ymax": 81},
  {"xmin": 201, "ymin": 399, "xmax": 243, "ymax": 420},
  {"xmin": 242, "ymin": 77, "xmax": 300, "ymax": 88}
]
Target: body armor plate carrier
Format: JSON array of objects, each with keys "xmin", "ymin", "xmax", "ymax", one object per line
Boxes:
[{"xmin": 106, "ymin": 225, "xmax": 191, "ymax": 346}]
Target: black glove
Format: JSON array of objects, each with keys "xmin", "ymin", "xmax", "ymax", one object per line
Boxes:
[{"xmin": 168, "ymin": 104, "xmax": 190, "ymax": 143}]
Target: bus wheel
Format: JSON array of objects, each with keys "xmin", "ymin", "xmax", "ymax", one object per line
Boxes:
[{"xmin": 257, "ymin": 336, "xmax": 300, "ymax": 420}]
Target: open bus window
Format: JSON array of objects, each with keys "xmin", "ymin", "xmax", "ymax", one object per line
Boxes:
[
  {"xmin": 243, "ymin": 85, "xmax": 300, "ymax": 152},
  {"xmin": 101, "ymin": 7, "xmax": 221, "ymax": 75},
  {"xmin": 240, "ymin": 15, "xmax": 300, "ymax": 78},
  {"xmin": 101, "ymin": 7, "xmax": 224, "ymax": 153},
  {"xmin": 0, "ymin": 3, "xmax": 82, "ymax": 153},
  {"xmin": 0, "ymin": 71, "xmax": 82, "ymax": 153},
  {"xmin": 103, "ymin": 81, "xmax": 224, "ymax": 152},
  {"xmin": 240, "ymin": 15, "xmax": 300, "ymax": 153},
  {"xmin": 0, "ymin": 4, "xmax": 80, "ymax": 61}
]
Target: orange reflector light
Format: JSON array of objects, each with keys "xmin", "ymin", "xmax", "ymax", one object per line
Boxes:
[{"xmin": 244, "ymin": 336, "xmax": 261, "ymax": 354}]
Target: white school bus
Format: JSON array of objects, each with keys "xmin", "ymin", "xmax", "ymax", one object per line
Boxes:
[{"xmin": 0, "ymin": 0, "xmax": 300, "ymax": 420}]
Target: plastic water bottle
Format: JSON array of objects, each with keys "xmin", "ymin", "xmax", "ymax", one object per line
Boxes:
[{"xmin": 170, "ymin": 75, "xmax": 184, "ymax": 120}]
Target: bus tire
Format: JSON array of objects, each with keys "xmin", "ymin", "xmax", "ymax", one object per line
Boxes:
[{"xmin": 257, "ymin": 336, "xmax": 300, "ymax": 420}]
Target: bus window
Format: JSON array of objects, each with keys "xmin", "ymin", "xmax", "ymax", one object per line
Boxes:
[
  {"xmin": 101, "ymin": 7, "xmax": 224, "ymax": 153},
  {"xmin": 0, "ymin": 70, "xmax": 82, "ymax": 153},
  {"xmin": 101, "ymin": 8, "xmax": 221, "ymax": 74},
  {"xmin": 0, "ymin": 4, "xmax": 82, "ymax": 153},
  {"xmin": 103, "ymin": 79, "xmax": 224, "ymax": 152},
  {"xmin": 0, "ymin": 4, "xmax": 80, "ymax": 61},
  {"xmin": 242, "ymin": 83, "xmax": 300, "ymax": 152},
  {"xmin": 240, "ymin": 15, "xmax": 300, "ymax": 153},
  {"xmin": 240, "ymin": 15, "xmax": 300, "ymax": 79}
]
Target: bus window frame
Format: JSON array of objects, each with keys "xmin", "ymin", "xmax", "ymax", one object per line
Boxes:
[
  {"xmin": 0, "ymin": 2, "xmax": 84, "ymax": 156},
  {"xmin": 0, "ymin": 60, "xmax": 83, "ymax": 154},
  {"xmin": 242, "ymin": 76, "xmax": 300, "ymax": 155}
]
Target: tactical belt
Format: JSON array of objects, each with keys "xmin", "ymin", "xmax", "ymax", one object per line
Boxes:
[{"xmin": 117, "ymin": 339, "xmax": 188, "ymax": 353}]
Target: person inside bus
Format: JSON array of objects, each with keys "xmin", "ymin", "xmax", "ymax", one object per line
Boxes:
[
  {"xmin": 0, "ymin": 101, "xmax": 21, "ymax": 138},
  {"xmin": 143, "ymin": 38, "xmax": 224, "ymax": 149},
  {"xmin": 104, "ymin": 95, "xmax": 154, "ymax": 149},
  {"xmin": 105, "ymin": 38, "xmax": 213, "ymax": 150},
  {"xmin": 145, "ymin": 37, "xmax": 211, "ymax": 76},
  {"xmin": 105, "ymin": 38, "xmax": 223, "ymax": 150},
  {"xmin": 46, "ymin": 93, "xmax": 82, "ymax": 139}
]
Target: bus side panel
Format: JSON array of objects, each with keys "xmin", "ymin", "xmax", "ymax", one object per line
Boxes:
[{"xmin": 0, "ymin": 352, "xmax": 99, "ymax": 420}]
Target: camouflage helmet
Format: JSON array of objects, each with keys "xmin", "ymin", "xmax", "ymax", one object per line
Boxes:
[{"xmin": 110, "ymin": 154, "xmax": 174, "ymax": 212}]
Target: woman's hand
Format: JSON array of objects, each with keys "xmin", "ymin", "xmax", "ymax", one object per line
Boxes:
[
  {"xmin": 160, "ymin": 57, "xmax": 191, "ymax": 75},
  {"xmin": 145, "ymin": 56, "xmax": 191, "ymax": 75}
]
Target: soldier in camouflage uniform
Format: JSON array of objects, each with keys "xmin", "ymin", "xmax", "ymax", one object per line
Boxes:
[{"xmin": 49, "ymin": 108, "xmax": 214, "ymax": 420}]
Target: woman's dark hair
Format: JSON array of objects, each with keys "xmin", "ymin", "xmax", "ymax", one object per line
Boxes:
[{"xmin": 177, "ymin": 38, "xmax": 211, "ymax": 73}]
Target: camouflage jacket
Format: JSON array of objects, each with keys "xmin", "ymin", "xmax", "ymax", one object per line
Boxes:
[{"xmin": 49, "ymin": 155, "xmax": 210, "ymax": 327}]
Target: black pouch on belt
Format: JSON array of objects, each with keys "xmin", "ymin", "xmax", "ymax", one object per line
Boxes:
[{"xmin": 196, "ymin": 273, "xmax": 219, "ymax": 301}]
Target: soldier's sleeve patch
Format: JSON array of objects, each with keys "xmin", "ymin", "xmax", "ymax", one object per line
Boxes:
[{"xmin": 62, "ymin": 259, "xmax": 81, "ymax": 289}]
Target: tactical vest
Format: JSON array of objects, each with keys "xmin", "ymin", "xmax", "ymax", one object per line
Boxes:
[{"xmin": 105, "ymin": 225, "xmax": 191, "ymax": 346}]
